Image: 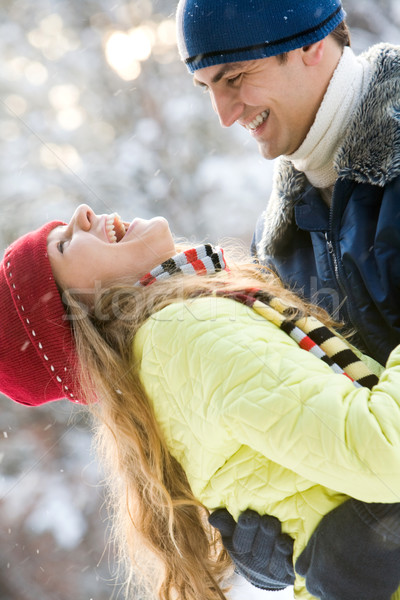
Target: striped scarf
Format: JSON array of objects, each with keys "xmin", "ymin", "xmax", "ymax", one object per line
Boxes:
[
  {"xmin": 218, "ymin": 289, "xmax": 379, "ymax": 390},
  {"xmin": 138, "ymin": 244, "xmax": 227, "ymax": 286},
  {"xmin": 138, "ymin": 245, "xmax": 379, "ymax": 390}
]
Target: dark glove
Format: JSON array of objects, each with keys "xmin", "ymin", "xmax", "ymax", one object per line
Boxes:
[
  {"xmin": 209, "ymin": 508, "xmax": 295, "ymax": 590},
  {"xmin": 296, "ymin": 499, "xmax": 400, "ymax": 600}
]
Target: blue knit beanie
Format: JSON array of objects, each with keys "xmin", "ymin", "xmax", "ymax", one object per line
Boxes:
[{"xmin": 177, "ymin": 0, "xmax": 346, "ymax": 73}]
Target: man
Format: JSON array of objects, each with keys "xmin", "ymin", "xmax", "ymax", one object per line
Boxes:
[{"xmin": 176, "ymin": 1, "xmax": 400, "ymax": 598}]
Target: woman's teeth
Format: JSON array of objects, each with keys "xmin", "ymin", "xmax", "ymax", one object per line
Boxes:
[
  {"xmin": 106, "ymin": 213, "xmax": 127, "ymax": 243},
  {"xmin": 247, "ymin": 110, "xmax": 269, "ymax": 130}
]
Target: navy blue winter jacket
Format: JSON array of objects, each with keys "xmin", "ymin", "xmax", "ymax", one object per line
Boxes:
[{"xmin": 253, "ymin": 43, "xmax": 400, "ymax": 365}]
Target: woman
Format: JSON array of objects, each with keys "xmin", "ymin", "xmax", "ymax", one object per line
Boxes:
[{"xmin": 1, "ymin": 204, "xmax": 400, "ymax": 600}]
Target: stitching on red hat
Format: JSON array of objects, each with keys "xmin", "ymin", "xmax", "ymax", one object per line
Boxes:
[{"xmin": 6, "ymin": 260, "xmax": 77, "ymax": 402}]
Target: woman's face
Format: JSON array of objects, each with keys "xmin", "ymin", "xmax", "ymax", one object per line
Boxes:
[{"xmin": 47, "ymin": 204, "xmax": 175, "ymax": 300}]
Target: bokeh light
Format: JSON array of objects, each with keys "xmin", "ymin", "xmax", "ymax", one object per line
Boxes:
[
  {"xmin": 40, "ymin": 143, "xmax": 82, "ymax": 172},
  {"xmin": 48, "ymin": 84, "xmax": 81, "ymax": 109},
  {"xmin": 27, "ymin": 14, "xmax": 80, "ymax": 61},
  {"xmin": 24, "ymin": 61, "xmax": 48, "ymax": 85},
  {"xmin": 4, "ymin": 94, "xmax": 28, "ymax": 117},
  {"xmin": 105, "ymin": 25, "xmax": 155, "ymax": 80}
]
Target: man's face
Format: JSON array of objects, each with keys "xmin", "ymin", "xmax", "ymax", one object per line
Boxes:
[{"xmin": 193, "ymin": 47, "xmax": 328, "ymax": 159}]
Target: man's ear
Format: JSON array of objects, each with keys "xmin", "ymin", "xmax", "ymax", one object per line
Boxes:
[{"xmin": 301, "ymin": 39, "xmax": 325, "ymax": 66}]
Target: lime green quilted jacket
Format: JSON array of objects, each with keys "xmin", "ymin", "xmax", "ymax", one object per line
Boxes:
[{"xmin": 133, "ymin": 297, "xmax": 400, "ymax": 599}]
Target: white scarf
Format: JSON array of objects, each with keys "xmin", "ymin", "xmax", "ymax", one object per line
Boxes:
[{"xmin": 286, "ymin": 47, "xmax": 372, "ymax": 193}]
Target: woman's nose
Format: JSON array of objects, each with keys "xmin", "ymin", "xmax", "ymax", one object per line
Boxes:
[{"xmin": 71, "ymin": 204, "xmax": 95, "ymax": 232}]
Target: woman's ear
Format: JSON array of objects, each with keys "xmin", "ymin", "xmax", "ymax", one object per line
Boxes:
[{"xmin": 301, "ymin": 39, "xmax": 325, "ymax": 66}]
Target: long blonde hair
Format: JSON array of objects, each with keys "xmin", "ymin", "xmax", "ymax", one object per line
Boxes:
[{"xmin": 65, "ymin": 251, "xmax": 336, "ymax": 600}]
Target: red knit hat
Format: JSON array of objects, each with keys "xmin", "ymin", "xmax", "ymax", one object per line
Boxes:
[{"xmin": 0, "ymin": 221, "xmax": 83, "ymax": 406}]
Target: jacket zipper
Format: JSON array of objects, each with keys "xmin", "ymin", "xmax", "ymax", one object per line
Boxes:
[
  {"xmin": 325, "ymin": 231, "xmax": 353, "ymax": 324},
  {"xmin": 326, "ymin": 183, "xmax": 354, "ymax": 326},
  {"xmin": 325, "ymin": 233, "xmax": 340, "ymax": 281},
  {"xmin": 326, "ymin": 184, "xmax": 342, "ymax": 286}
]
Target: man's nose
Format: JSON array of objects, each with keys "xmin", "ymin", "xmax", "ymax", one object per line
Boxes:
[{"xmin": 210, "ymin": 89, "xmax": 244, "ymax": 128}]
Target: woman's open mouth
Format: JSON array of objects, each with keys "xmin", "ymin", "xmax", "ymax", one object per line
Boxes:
[{"xmin": 105, "ymin": 213, "xmax": 129, "ymax": 243}]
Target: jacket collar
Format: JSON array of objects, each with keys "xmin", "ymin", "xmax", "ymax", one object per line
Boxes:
[
  {"xmin": 258, "ymin": 44, "xmax": 400, "ymax": 259},
  {"xmin": 336, "ymin": 43, "xmax": 400, "ymax": 185}
]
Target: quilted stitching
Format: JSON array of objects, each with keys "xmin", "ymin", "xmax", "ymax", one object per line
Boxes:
[{"xmin": 134, "ymin": 297, "xmax": 400, "ymax": 599}]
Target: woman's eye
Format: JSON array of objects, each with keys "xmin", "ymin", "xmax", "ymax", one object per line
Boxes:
[{"xmin": 57, "ymin": 240, "xmax": 66, "ymax": 254}]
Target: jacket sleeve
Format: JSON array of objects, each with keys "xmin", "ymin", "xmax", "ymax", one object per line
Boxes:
[
  {"xmin": 220, "ymin": 333, "xmax": 400, "ymax": 502},
  {"xmin": 135, "ymin": 298, "xmax": 400, "ymax": 503}
]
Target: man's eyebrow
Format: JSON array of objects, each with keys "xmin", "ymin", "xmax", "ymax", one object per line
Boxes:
[{"xmin": 194, "ymin": 62, "xmax": 246, "ymax": 86}]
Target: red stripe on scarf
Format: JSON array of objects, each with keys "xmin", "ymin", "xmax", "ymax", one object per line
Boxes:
[
  {"xmin": 191, "ymin": 259, "xmax": 207, "ymax": 273},
  {"xmin": 216, "ymin": 290, "xmax": 256, "ymax": 307},
  {"xmin": 299, "ymin": 336, "xmax": 316, "ymax": 351},
  {"xmin": 343, "ymin": 372, "xmax": 355, "ymax": 382},
  {"xmin": 185, "ymin": 248, "xmax": 198, "ymax": 262},
  {"xmin": 140, "ymin": 274, "xmax": 156, "ymax": 286}
]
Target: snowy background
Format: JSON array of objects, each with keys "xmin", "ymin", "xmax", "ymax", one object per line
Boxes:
[{"xmin": 1, "ymin": 1, "xmax": 400, "ymax": 598}]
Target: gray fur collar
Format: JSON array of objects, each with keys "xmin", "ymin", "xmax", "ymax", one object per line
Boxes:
[{"xmin": 258, "ymin": 43, "xmax": 400, "ymax": 259}]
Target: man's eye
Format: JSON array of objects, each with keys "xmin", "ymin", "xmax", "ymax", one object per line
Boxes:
[
  {"xmin": 57, "ymin": 240, "xmax": 66, "ymax": 254},
  {"xmin": 197, "ymin": 82, "xmax": 209, "ymax": 93},
  {"xmin": 193, "ymin": 79, "xmax": 209, "ymax": 93},
  {"xmin": 228, "ymin": 74, "xmax": 241, "ymax": 85}
]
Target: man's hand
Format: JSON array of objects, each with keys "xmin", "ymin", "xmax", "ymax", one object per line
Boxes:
[
  {"xmin": 296, "ymin": 499, "xmax": 400, "ymax": 600},
  {"xmin": 209, "ymin": 508, "xmax": 295, "ymax": 590}
]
